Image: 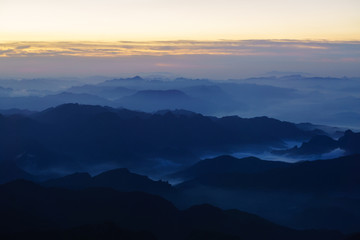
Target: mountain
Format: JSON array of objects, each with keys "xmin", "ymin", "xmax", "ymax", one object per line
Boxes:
[
  {"xmin": 181, "ymin": 85, "xmax": 243, "ymax": 113},
  {"xmin": 218, "ymin": 82, "xmax": 300, "ymax": 110},
  {"xmin": 0, "ymin": 108, "xmax": 36, "ymax": 116},
  {"xmin": 179, "ymin": 155, "xmax": 360, "ymax": 193},
  {"xmin": 0, "ymin": 161, "xmax": 34, "ymax": 184},
  {"xmin": 0, "ymin": 180, "xmax": 178, "ymax": 239},
  {"xmin": 0, "ymin": 180, "xmax": 344, "ymax": 240},
  {"xmin": 67, "ymin": 84, "xmax": 136, "ymax": 100},
  {"xmin": 0, "ymin": 92, "xmax": 112, "ymax": 111},
  {"xmin": 296, "ymin": 122, "xmax": 345, "ymax": 139},
  {"xmin": 2, "ymin": 75, "xmax": 360, "ymax": 127},
  {"xmin": 272, "ymin": 135, "xmax": 339, "ymax": 156},
  {"xmin": 0, "ymin": 103, "xmax": 321, "ymax": 175},
  {"xmin": 175, "ymin": 155, "xmax": 360, "ymax": 233},
  {"xmin": 339, "ymin": 130, "xmax": 360, "ymax": 154},
  {"xmin": 272, "ymin": 130, "xmax": 360, "ymax": 156},
  {"xmin": 115, "ymin": 89, "xmax": 205, "ymax": 112},
  {"xmin": 166, "ymin": 155, "xmax": 290, "ymax": 181},
  {"xmin": 98, "ymin": 76, "xmax": 146, "ymax": 87},
  {"xmin": 44, "ymin": 168, "xmax": 173, "ymax": 196}
]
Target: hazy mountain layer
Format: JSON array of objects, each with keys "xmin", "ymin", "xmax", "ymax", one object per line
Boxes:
[{"xmin": 0, "ymin": 103, "xmax": 321, "ymax": 176}]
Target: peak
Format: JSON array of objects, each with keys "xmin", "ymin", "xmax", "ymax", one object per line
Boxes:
[
  {"xmin": 345, "ymin": 129, "xmax": 354, "ymax": 135},
  {"xmin": 212, "ymin": 155, "xmax": 261, "ymax": 162},
  {"xmin": 213, "ymin": 155, "xmax": 238, "ymax": 160},
  {"xmin": 241, "ymin": 156, "xmax": 261, "ymax": 161},
  {"xmin": 53, "ymin": 103, "xmax": 80, "ymax": 109},
  {"xmin": 131, "ymin": 76, "xmax": 143, "ymax": 80}
]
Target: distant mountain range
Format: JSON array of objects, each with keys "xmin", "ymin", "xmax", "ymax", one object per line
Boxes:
[
  {"xmin": 0, "ymin": 92, "xmax": 112, "ymax": 110},
  {"xmin": 115, "ymin": 89, "xmax": 207, "ymax": 112},
  {"xmin": 1, "ymin": 75, "xmax": 359, "ymax": 127},
  {"xmin": 1, "ymin": 75, "xmax": 360, "ymax": 239}
]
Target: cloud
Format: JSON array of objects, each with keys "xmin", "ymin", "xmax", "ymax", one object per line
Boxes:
[
  {"xmin": 15, "ymin": 45, "xmax": 31, "ymax": 49},
  {"xmin": 1, "ymin": 40, "xmax": 359, "ymax": 58},
  {"xmin": 0, "ymin": 49, "xmax": 14, "ymax": 55},
  {"xmin": 0, "ymin": 40, "xmax": 359, "ymax": 79}
]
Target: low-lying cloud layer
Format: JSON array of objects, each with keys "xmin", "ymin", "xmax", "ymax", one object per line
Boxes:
[
  {"xmin": 1, "ymin": 40, "xmax": 359, "ymax": 58},
  {"xmin": 0, "ymin": 40, "xmax": 359, "ymax": 79}
]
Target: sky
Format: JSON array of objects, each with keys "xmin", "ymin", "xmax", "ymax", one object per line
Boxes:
[{"xmin": 0, "ymin": 0, "xmax": 360, "ymax": 78}]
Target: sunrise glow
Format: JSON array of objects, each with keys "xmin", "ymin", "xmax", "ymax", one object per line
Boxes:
[{"xmin": 1, "ymin": 0, "xmax": 359, "ymax": 42}]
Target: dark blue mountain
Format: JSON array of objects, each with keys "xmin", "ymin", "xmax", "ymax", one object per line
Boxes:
[
  {"xmin": 0, "ymin": 108, "xmax": 35, "ymax": 116},
  {"xmin": 0, "ymin": 103, "xmax": 320, "ymax": 175},
  {"xmin": 44, "ymin": 168, "xmax": 173, "ymax": 195},
  {"xmin": 0, "ymin": 180, "xmax": 343, "ymax": 240},
  {"xmin": 179, "ymin": 155, "xmax": 360, "ymax": 193},
  {"xmin": 339, "ymin": 130, "xmax": 360, "ymax": 154},
  {"xmin": 67, "ymin": 84, "xmax": 136, "ymax": 100},
  {"xmin": 0, "ymin": 92, "xmax": 112, "ymax": 111},
  {"xmin": 175, "ymin": 155, "xmax": 360, "ymax": 233},
  {"xmin": 272, "ymin": 135, "xmax": 339, "ymax": 156},
  {"xmin": 166, "ymin": 155, "xmax": 290, "ymax": 181},
  {"xmin": 99, "ymin": 76, "xmax": 146, "ymax": 87},
  {"xmin": 115, "ymin": 89, "xmax": 206, "ymax": 112},
  {"xmin": 0, "ymin": 161, "xmax": 34, "ymax": 184},
  {"xmin": 272, "ymin": 130, "xmax": 360, "ymax": 156}
]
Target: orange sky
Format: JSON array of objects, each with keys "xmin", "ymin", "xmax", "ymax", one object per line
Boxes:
[
  {"xmin": 1, "ymin": 0, "xmax": 359, "ymax": 41},
  {"xmin": 1, "ymin": 0, "xmax": 359, "ymax": 78}
]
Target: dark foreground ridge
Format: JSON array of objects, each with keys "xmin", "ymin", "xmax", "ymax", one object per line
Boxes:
[
  {"xmin": 0, "ymin": 180, "xmax": 345, "ymax": 240},
  {"xmin": 176, "ymin": 154, "xmax": 360, "ymax": 193},
  {"xmin": 5, "ymin": 154, "xmax": 360, "ymax": 234},
  {"xmin": 171, "ymin": 154, "xmax": 360, "ymax": 233}
]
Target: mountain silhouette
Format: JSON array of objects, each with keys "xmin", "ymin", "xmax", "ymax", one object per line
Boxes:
[
  {"xmin": 179, "ymin": 155, "xmax": 360, "ymax": 193},
  {"xmin": 272, "ymin": 131, "xmax": 360, "ymax": 156},
  {"xmin": 166, "ymin": 155, "xmax": 290, "ymax": 181},
  {"xmin": 0, "ymin": 103, "xmax": 322, "ymax": 175},
  {"xmin": 0, "ymin": 180, "xmax": 344, "ymax": 240},
  {"xmin": 115, "ymin": 89, "xmax": 205, "ymax": 112},
  {"xmin": 272, "ymin": 135, "xmax": 339, "ymax": 156},
  {"xmin": 67, "ymin": 84, "xmax": 136, "ymax": 100},
  {"xmin": 0, "ymin": 161, "xmax": 34, "ymax": 184},
  {"xmin": 0, "ymin": 92, "xmax": 112, "ymax": 111},
  {"xmin": 174, "ymin": 155, "xmax": 360, "ymax": 233},
  {"xmin": 44, "ymin": 168, "xmax": 173, "ymax": 195},
  {"xmin": 99, "ymin": 76, "xmax": 145, "ymax": 87},
  {"xmin": 339, "ymin": 130, "xmax": 360, "ymax": 154}
]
